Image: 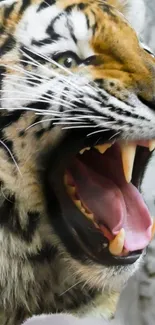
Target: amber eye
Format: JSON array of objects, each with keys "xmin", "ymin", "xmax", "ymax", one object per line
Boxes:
[{"xmin": 53, "ymin": 51, "xmax": 81, "ymax": 68}]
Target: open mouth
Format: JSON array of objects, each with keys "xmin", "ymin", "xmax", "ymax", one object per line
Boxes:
[{"xmin": 44, "ymin": 132, "xmax": 155, "ymax": 266}]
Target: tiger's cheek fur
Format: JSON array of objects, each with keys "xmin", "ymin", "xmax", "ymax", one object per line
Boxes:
[{"xmin": 0, "ymin": 0, "xmax": 155, "ymax": 324}]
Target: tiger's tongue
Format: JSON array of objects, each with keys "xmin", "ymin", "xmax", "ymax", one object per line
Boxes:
[{"xmin": 69, "ymin": 158, "xmax": 152, "ymax": 252}]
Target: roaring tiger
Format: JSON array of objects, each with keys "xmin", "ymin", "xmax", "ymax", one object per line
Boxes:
[{"xmin": 0, "ymin": 0, "xmax": 155, "ymax": 324}]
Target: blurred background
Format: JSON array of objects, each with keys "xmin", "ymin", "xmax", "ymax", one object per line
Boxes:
[{"xmin": 116, "ymin": 2, "xmax": 155, "ymax": 324}]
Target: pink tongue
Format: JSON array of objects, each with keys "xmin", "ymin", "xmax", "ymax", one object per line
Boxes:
[{"xmin": 69, "ymin": 159, "xmax": 152, "ymax": 252}]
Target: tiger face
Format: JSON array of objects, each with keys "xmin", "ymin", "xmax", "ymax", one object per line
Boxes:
[{"xmin": 0, "ymin": 0, "xmax": 155, "ymax": 322}]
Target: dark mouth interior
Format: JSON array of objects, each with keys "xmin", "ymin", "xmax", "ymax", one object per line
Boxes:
[
  {"xmin": 64, "ymin": 141, "xmax": 153, "ymax": 261},
  {"xmin": 44, "ymin": 132, "xmax": 153, "ymax": 266}
]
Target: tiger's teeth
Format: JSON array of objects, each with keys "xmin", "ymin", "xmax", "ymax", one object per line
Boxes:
[
  {"xmin": 151, "ymin": 220, "xmax": 155, "ymax": 240},
  {"xmin": 74, "ymin": 200, "xmax": 82, "ymax": 209},
  {"xmin": 109, "ymin": 229, "xmax": 125, "ymax": 256},
  {"xmin": 149, "ymin": 141, "xmax": 155, "ymax": 152},
  {"xmin": 80, "ymin": 147, "xmax": 91, "ymax": 154},
  {"xmin": 67, "ymin": 186, "xmax": 76, "ymax": 195},
  {"xmin": 85, "ymin": 212, "xmax": 94, "ymax": 221},
  {"xmin": 121, "ymin": 143, "xmax": 136, "ymax": 183},
  {"xmin": 95, "ymin": 143, "xmax": 112, "ymax": 154}
]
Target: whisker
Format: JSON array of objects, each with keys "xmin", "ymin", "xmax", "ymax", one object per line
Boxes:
[
  {"xmin": 109, "ymin": 131, "xmax": 121, "ymax": 140},
  {"xmin": 2, "ymin": 64, "xmax": 49, "ymax": 82},
  {"xmin": 25, "ymin": 118, "xmax": 54, "ymax": 131},
  {"xmin": 59, "ymin": 280, "xmax": 83, "ymax": 296},
  {"xmin": 0, "ymin": 96, "xmax": 74, "ymax": 109},
  {"xmin": 1, "ymin": 89, "xmax": 75, "ymax": 110},
  {"xmin": 53, "ymin": 120, "xmax": 88, "ymax": 125},
  {"xmin": 21, "ymin": 48, "xmax": 88, "ymax": 95},
  {"xmin": 87, "ymin": 128, "xmax": 114, "ymax": 137},
  {"xmin": 23, "ymin": 47, "xmax": 100, "ymax": 94},
  {"xmin": 62, "ymin": 125, "xmax": 94, "ymax": 130}
]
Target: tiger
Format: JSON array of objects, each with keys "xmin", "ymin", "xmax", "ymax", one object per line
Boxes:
[{"xmin": 0, "ymin": 0, "xmax": 155, "ymax": 324}]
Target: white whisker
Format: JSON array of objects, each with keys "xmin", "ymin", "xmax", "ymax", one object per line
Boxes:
[
  {"xmin": 109, "ymin": 131, "xmax": 121, "ymax": 140},
  {"xmin": 62, "ymin": 125, "xmax": 93, "ymax": 130},
  {"xmin": 87, "ymin": 128, "xmax": 113, "ymax": 137},
  {"xmin": 23, "ymin": 47, "xmax": 100, "ymax": 94},
  {"xmin": 59, "ymin": 280, "xmax": 83, "ymax": 296},
  {"xmin": 25, "ymin": 118, "xmax": 53, "ymax": 130},
  {"xmin": 21, "ymin": 48, "xmax": 88, "ymax": 95}
]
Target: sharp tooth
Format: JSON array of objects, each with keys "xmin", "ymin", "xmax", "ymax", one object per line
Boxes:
[
  {"xmin": 109, "ymin": 228, "xmax": 125, "ymax": 256},
  {"xmin": 85, "ymin": 212, "xmax": 94, "ymax": 221},
  {"xmin": 80, "ymin": 147, "xmax": 91, "ymax": 154},
  {"xmin": 74, "ymin": 200, "xmax": 82, "ymax": 209},
  {"xmin": 67, "ymin": 186, "xmax": 76, "ymax": 195},
  {"xmin": 121, "ymin": 143, "xmax": 136, "ymax": 183},
  {"xmin": 149, "ymin": 141, "xmax": 155, "ymax": 152},
  {"xmin": 151, "ymin": 220, "xmax": 155, "ymax": 240},
  {"xmin": 95, "ymin": 143, "xmax": 112, "ymax": 154}
]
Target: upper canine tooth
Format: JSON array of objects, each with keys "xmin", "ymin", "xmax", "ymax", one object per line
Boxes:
[
  {"xmin": 149, "ymin": 140, "xmax": 155, "ymax": 152},
  {"xmin": 120, "ymin": 143, "xmax": 136, "ymax": 183},
  {"xmin": 95, "ymin": 143, "xmax": 112, "ymax": 154},
  {"xmin": 109, "ymin": 228, "xmax": 125, "ymax": 256}
]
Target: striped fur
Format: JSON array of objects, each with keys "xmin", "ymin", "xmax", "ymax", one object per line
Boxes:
[{"xmin": 0, "ymin": 0, "xmax": 155, "ymax": 324}]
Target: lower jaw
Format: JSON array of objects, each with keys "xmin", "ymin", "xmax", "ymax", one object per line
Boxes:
[{"xmin": 45, "ymin": 172, "xmax": 144, "ymax": 266}]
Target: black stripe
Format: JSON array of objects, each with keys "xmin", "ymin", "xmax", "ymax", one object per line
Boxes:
[
  {"xmin": 46, "ymin": 13, "xmax": 63, "ymax": 42},
  {"xmin": 25, "ymin": 100, "xmax": 50, "ymax": 111},
  {"xmin": 0, "ymin": 66, "xmax": 6, "ymax": 93},
  {"xmin": 31, "ymin": 37, "xmax": 53, "ymax": 47},
  {"xmin": 20, "ymin": 46, "xmax": 45, "ymax": 64},
  {"xmin": 0, "ymin": 197, "xmax": 40, "ymax": 242},
  {"xmin": 4, "ymin": 2, "xmax": 16, "ymax": 20},
  {"xmin": 67, "ymin": 21, "xmax": 77, "ymax": 44},
  {"xmin": 65, "ymin": 4, "xmax": 76, "ymax": 13},
  {"xmin": 0, "ymin": 35, "xmax": 16, "ymax": 56},
  {"xmin": 19, "ymin": 0, "xmax": 31, "ymax": 14},
  {"xmin": 0, "ymin": 110, "xmax": 24, "ymax": 129},
  {"xmin": 85, "ymin": 14, "xmax": 90, "ymax": 29},
  {"xmin": 37, "ymin": 0, "xmax": 56, "ymax": 12},
  {"xmin": 28, "ymin": 243, "xmax": 57, "ymax": 262}
]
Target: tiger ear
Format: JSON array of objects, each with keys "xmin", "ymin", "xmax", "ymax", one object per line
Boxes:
[{"xmin": 107, "ymin": 0, "xmax": 146, "ymax": 36}]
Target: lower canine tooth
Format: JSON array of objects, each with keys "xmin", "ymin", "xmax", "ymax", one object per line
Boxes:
[
  {"xmin": 149, "ymin": 141, "xmax": 155, "ymax": 152},
  {"xmin": 109, "ymin": 228, "xmax": 125, "ymax": 256},
  {"xmin": 121, "ymin": 143, "xmax": 136, "ymax": 183},
  {"xmin": 95, "ymin": 143, "xmax": 112, "ymax": 154}
]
